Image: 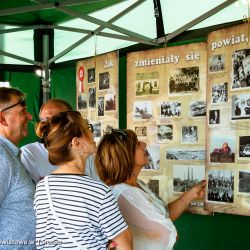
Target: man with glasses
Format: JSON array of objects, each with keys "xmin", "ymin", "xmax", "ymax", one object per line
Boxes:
[
  {"xmin": 21, "ymin": 98, "xmax": 98, "ymax": 183},
  {"xmin": 0, "ymin": 87, "xmax": 35, "ymax": 249}
]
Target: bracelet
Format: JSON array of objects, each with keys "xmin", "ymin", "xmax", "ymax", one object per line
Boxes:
[{"xmin": 179, "ymin": 197, "xmax": 189, "ymax": 207}]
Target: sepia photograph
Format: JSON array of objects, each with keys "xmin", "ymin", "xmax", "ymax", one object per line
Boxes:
[
  {"xmin": 134, "ymin": 101, "xmax": 153, "ymax": 120},
  {"xmin": 77, "ymin": 94, "xmax": 87, "ymax": 110},
  {"xmin": 189, "ymin": 101, "xmax": 206, "ymax": 117},
  {"xmin": 166, "ymin": 149, "xmax": 205, "ymax": 161},
  {"xmin": 88, "ymin": 68, "xmax": 95, "ymax": 83},
  {"xmin": 169, "ymin": 66, "xmax": 199, "ymax": 95},
  {"xmin": 211, "ymin": 82, "xmax": 228, "ymax": 104},
  {"xmin": 231, "ymin": 94, "xmax": 250, "ymax": 120},
  {"xmin": 98, "ymin": 97, "xmax": 104, "ymax": 116},
  {"xmin": 207, "ymin": 169, "xmax": 234, "ymax": 203},
  {"xmin": 239, "ymin": 170, "xmax": 250, "ymax": 193},
  {"xmin": 88, "ymin": 87, "xmax": 96, "ymax": 108},
  {"xmin": 210, "ymin": 134, "xmax": 235, "ymax": 163},
  {"xmin": 209, "ymin": 109, "xmax": 220, "ymax": 125},
  {"xmin": 209, "ymin": 54, "xmax": 225, "ymax": 72},
  {"xmin": 181, "ymin": 126, "xmax": 198, "ymax": 143},
  {"xmin": 99, "ymin": 72, "xmax": 110, "ymax": 90},
  {"xmin": 135, "ymin": 72, "xmax": 159, "ymax": 96},
  {"xmin": 157, "ymin": 124, "xmax": 173, "ymax": 142},
  {"xmin": 135, "ymin": 126, "xmax": 147, "ymax": 137},
  {"xmin": 232, "ymin": 48, "xmax": 250, "ymax": 89},
  {"xmin": 173, "ymin": 165, "xmax": 205, "ymax": 192},
  {"xmin": 239, "ymin": 136, "xmax": 250, "ymax": 158},
  {"xmin": 143, "ymin": 144, "xmax": 160, "ymax": 170},
  {"xmin": 105, "ymin": 93, "xmax": 116, "ymax": 111},
  {"xmin": 160, "ymin": 102, "xmax": 181, "ymax": 117}
]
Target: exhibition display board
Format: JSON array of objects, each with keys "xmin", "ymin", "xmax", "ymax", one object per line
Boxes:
[
  {"xmin": 127, "ymin": 42, "xmax": 208, "ymax": 215},
  {"xmin": 76, "ymin": 51, "xmax": 119, "ymax": 142},
  {"xmin": 206, "ymin": 23, "xmax": 250, "ymax": 216},
  {"xmin": 127, "ymin": 23, "xmax": 250, "ymax": 216}
]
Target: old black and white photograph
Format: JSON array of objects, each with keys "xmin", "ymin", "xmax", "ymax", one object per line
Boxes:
[
  {"xmin": 231, "ymin": 94, "xmax": 250, "ymax": 120},
  {"xmin": 166, "ymin": 149, "xmax": 205, "ymax": 161},
  {"xmin": 135, "ymin": 126, "xmax": 147, "ymax": 137},
  {"xmin": 88, "ymin": 68, "xmax": 95, "ymax": 83},
  {"xmin": 98, "ymin": 97, "xmax": 104, "ymax": 116},
  {"xmin": 105, "ymin": 93, "xmax": 116, "ymax": 111},
  {"xmin": 99, "ymin": 72, "xmax": 110, "ymax": 90},
  {"xmin": 232, "ymin": 48, "xmax": 250, "ymax": 89},
  {"xmin": 157, "ymin": 124, "xmax": 173, "ymax": 142},
  {"xmin": 88, "ymin": 87, "xmax": 96, "ymax": 108},
  {"xmin": 211, "ymin": 82, "xmax": 228, "ymax": 104},
  {"xmin": 169, "ymin": 66, "xmax": 199, "ymax": 95},
  {"xmin": 210, "ymin": 134, "xmax": 235, "ymax": 163},
  {"xmin": 239, "ymin": 136, "xmax": 250, "ymax": 158},
  {"xmin": 143, "ymin": 144, "xmax": 160, "ymax": 170},
  {"xmin": 209, "ymin": 110, "xmax": 220, "ymax": 125},
  {"xmin": 91, "ymin": 121, "xmax": 101, "ymax": 142},
  {"xmin": 134, "ymin": 101, "xmax": 153, "ymax": 120},
  {"xmin": 160, "ymin": 102, "xmax": 181, "ymax": 117},
  {"xmin": 173, "ymin": 165, "xmax": 205, "ymax": 192},
  {"xmin": 181, "ymin": 126, "xmax": 198, "ymax": 143},
  {"xmin": 77, "ymin": 94, "xmax": 87, "ymax": 110},
  {"xmin": 239, "ymin": 170, "xmax": 250, "ymax": 193},
  {"xmin": 207, "ymin": 169, "xmax": 234, "ymax": 203},
  {"xmin": 189, "ymin": 101, "xmax": 206, "ymax": 117},
  {"xmin": 135, "ymin": 72, "xmax": 159, "ymax": 96},
  {"xmin": 148, "ymin": 179, "xmax": 160, "ymax": 197},
  {"xmin": 209, "ymin": 54, "xmax": 225, "ymax": 72}
]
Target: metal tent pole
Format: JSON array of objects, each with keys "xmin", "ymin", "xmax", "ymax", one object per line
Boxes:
[{"xmin": 42, "ymin": 34, "xmax": 50, "ymax": 104}]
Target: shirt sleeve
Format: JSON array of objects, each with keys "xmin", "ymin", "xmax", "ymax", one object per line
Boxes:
[
  {"xmin": 0, "ymin": 151, "xmax": 12, "ymax": 204},
  {"xmin": 98, "ymin": 189, "xmax": 128, "ymax": 240},
  {"xmin": 21, "ymin": 145, "xmax": 40, "ymax": 183},
  {"xmin": 116, "ymin": 187, "xmax": 177, "ymax": 250}
]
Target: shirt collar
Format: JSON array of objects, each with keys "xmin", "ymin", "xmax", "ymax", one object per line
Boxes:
[{"xmin": 0, "ymin": 135, "xmax": 21, "ymax": 157}]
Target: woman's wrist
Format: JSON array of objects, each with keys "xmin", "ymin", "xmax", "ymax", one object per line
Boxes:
[{"xmin": 179, "ymin": 196, "xmax": 189, "ymax": 207}]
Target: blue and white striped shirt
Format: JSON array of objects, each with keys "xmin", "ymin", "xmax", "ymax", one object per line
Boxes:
[{"xmin": 34, "ymin": 174, "xmax": 127, "ymax": 249}]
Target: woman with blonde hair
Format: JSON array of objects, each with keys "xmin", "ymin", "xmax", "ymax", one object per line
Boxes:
[
  {"xmin": 95, "ymin": 129, "xmax": 206, "ymax": 250},
  {"xmin": 34, "ymin": 111, "xmax": 132, "ymax": 250}
]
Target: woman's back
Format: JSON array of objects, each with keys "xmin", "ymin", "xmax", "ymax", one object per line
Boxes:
[{"xmin": 35, "ymin": 174, "xmax": 127, "ymax": 250}]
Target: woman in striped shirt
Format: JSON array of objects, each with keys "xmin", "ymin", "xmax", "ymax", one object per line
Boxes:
[{"xmin": 34, "ymin": 111, "xmax": 132, "ymax": 250}]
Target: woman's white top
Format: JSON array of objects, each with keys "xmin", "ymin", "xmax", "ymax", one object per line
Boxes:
[{"xmin": 112, "ymin": 180, "xmax": 177, "ymax": 250}]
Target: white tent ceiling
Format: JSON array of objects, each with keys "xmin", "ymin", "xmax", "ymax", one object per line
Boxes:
[{"xmin": 0, "ymin": 0, "xmax": 248, "ymax": 65}]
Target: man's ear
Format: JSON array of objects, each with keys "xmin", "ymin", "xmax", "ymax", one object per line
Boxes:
[
  {"xmin": 71, "ymin": 137, "xmax": 82, "ymax": 150},
  {"xmin": 0, "ymin": 112, "xmax": 7, "ymax": 125}
]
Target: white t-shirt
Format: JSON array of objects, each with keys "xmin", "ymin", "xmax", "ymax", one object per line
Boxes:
[
  {"xmin": 21, "ymin": 142, "xmax": 99, "ymax": 183},
  {"xmin": 34, "ymin": 174, "xmax": 127, "ymax": 249},
  {"xmin": 112, "ymin": 180, "xmax": 177, "ymax": 250}
]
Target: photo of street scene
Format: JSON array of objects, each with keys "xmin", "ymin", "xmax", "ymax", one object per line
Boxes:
[
  {"xmin": 134, "ymin": 101, "xmax": 153, "ymax": 120},
  {"xmin": 209, "ymin": 54, "xmax": 225, "ymax": 72},
  {"xmin": 181, "ymin": 126, "xmax": 198, "ymax": 143},
  {"xmin": 207, "ymin": 169, "xmax": 234, "ymax": 203},
  {"xmin": 169, "ymin": 67, "xmax": 199, "ymax": 95},
  {"xmin": 157, "ymin": 124, "xmax": 173, "ymax": 142},
  {"xmin": 232, "ymin": 48, "xmax": 250, "ymax": 89},
  {"xmin": 239, "ymin": 170, "xmax": 250, "ymax": 193},
  {"xmin": 166, "ymin": 149, "xmax": 205, "ymax": 161},
  {"xmin": 143, "ymin": 144, "xmax": 160, "ymax": 170},
  {"xmin": 135, "ymin": 72, "xmax": 159, "ymax": 96},
  {"xmin": 173, "ymin": 165, "xmax": 205, "ymax": 192},
  {"xmin": 239, "ymin": 136, "xmax": 250, "ymax": 158}
]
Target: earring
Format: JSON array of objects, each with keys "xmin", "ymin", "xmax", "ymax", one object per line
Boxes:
[{"xmin": 80, "ymin": 149, "xmax": 83, "ymax": 156}]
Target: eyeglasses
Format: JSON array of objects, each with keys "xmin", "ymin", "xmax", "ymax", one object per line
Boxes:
[
  {"xmin": 88, "ymin": 123, "xmax": 94, "ymax": 133},
  {"xmin": 0, "ymin": 98, "xmax": 26, "ymax": 112},
  {"xmin": 111, "ymin": 129, "xmax": 127, "ymax": 141}
]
